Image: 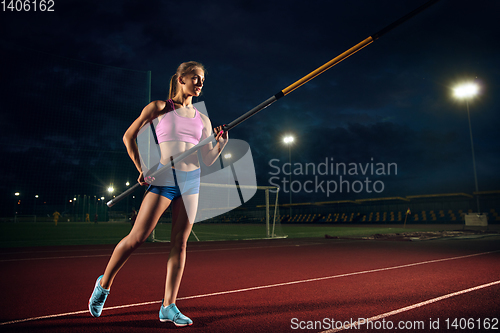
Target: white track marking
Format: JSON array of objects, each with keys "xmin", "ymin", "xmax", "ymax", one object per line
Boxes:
[
  {"xmin": 320, "ymin": 279, "xmax": 500, "ymax": 333},
  {"xmin": 1, "ymin": 250, "xmax": 498, "ymax": 326},
  {"xmin": 0, "ymin": 301, "xmax": 162, "ymax": 326}
]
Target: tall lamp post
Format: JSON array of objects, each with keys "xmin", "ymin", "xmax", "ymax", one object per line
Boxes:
[
  {"xmin": 107, "ymin": 185, "xmax": 114, "ymax": 222},
  {"xmin": 14, "ymin": 192, "xmax": 20, "ymax": 220},
  {"xmin": 125, "ymin": 181, "xmax": 130, "ymax": 221},
  {"xmin": 453, "ymin": 82, "xmax": 481, "ymax": 213},
  {"xmin": 34, "ymin": 194, "xmax": 39, "ymax": 218},
  {"xmin": 283, "ymin": 135, "xmax": 294, "ymax": 217}
]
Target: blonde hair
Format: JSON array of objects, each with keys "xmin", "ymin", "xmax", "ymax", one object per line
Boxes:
[{"xmin": 169, "ymin": 61, "xmax": 205, "ymax": 100}]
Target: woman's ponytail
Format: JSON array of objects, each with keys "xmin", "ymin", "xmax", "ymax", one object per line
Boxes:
[{"xmin": 169, "ymin": 73, "xmax": 178, "ymax": 100}]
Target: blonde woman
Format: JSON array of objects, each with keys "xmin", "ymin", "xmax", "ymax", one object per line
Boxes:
[{"xmin": 89, "ymin": 61, "xmax": 228, "ymax": 326}]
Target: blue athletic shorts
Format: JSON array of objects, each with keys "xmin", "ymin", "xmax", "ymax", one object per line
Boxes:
[{"xmin": 147, "ymin": 167, "xmax": 201, "ymax": 200}]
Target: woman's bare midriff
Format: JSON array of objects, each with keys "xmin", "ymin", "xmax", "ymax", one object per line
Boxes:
[{"xmin": 159, "ymin": 141, "xmax": 200, "ymax": 171}]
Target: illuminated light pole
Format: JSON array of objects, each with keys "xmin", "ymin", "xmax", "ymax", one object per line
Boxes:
[
  {"xmin": 14, "ymin": 192, "xmax": 20, "ymax": 219},
  {"xmin": 100, "ymin": 196, "xmax": 105, "ymax": 223},
  {"xmin": 453, "ymin": 82, "xmax": 481, "ymax": 213},
  {"xmin": 34, "ymin": 194, "xmax": 39, "ymax": 218},
  {"xmin": 126, "ymin": 181, "xmax": 130, "ymax": 221},
  {"xmin": 94, "ymin": 195, "xmax": 98, "ymax": 223},
  {"xmin": 107, "ymin": 186, "xmax": 114, "ymax": 222},
  {"xmin": 283, "ymin": 135, "xmax": 294, "ymax": 217},
  {"xmin": 72, "ymin": 196, "xmax": 76, "ymax": 222}
]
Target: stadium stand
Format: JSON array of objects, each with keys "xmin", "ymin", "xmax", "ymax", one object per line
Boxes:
[{"xmin": 278, "ymin": 191, "xmax": 500, "ymax": 225}]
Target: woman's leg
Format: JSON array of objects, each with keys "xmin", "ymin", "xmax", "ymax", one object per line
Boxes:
[
  {"xmin": 163, "ymin": 193, "xmax": 199, "ymax": 305},
  {"xmin": 100, "ymin": 191, "xmax": 171, "ymax": 289}
]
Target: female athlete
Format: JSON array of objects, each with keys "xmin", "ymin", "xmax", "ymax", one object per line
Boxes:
[{"xmin": 89, "ymin": 61, "xmax": 228, "ymax": 327}]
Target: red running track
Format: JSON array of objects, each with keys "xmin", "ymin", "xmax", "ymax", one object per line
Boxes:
[{"xmin": 0, "ymin": 236, "xmax": 499, "ymax": 332}]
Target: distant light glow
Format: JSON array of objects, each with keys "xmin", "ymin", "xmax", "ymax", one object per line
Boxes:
[
  {"xmin": 107, "ymin": 186, "xmax": 114, "ymax": 193},
  {"xmin": 126, "ymin": 181, "xmax": 130, "ymax": 186},
  {"xmin": 454, "ymin": 83, "xmax": 479, "ymax": 98},
  {"xmin": 14, "ymin": 192, "xmax": 20, "ymax": 196},
  {"xmin": 283, "ymin": 135, "xmax": 294, "ymax": 144},
  {"xmin": 224, "ymin": 153, "xmax": 232, "ymax": 159}
]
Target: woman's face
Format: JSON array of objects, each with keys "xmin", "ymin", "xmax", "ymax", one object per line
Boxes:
[{"xmin": 180, "ymin": 67, "xmax": 205, "ymax": 97}]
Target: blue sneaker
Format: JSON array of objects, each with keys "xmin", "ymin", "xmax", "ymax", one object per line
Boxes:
[
  {"xmin": 88, "ymin": 275, "xmax": 110, "ymax": 317},
  {"xmin": 159, "ymin": 302, "xmax": 193, "ymax": 327}
]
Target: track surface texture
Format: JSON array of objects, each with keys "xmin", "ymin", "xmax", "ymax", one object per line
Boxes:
[{"xmin": 1, "ymin": 234, "xmax": 499, "ymax": 332}]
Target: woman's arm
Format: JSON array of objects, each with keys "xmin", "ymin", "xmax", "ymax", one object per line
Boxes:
[
  {"xmin": 199, "ymin": 114, "xmax": 228, "ymax": 166},
  {"xmin": 123, "ymin": 100, "xmax": 166, "ymax": 185}
]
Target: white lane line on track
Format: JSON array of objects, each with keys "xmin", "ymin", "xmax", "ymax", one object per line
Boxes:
[
  {"xmin": 1, "ymin": 249, "xmax": 498, "ymax": 327},
  {"xmin": 0, "ymin": 243, "xmax": 323, "ymax": 262},
  {"xmin": 319, "ymin": 279, "xmax": 500, "ymax": 333},
  {"xmin": 0, "ymin": 301, "xmax": 162, "ymax": 326}
]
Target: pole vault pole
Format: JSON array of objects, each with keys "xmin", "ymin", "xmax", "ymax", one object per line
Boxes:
[{"xmin": 107, "ymin": 0, "xmax": 441, "ymax": 207}]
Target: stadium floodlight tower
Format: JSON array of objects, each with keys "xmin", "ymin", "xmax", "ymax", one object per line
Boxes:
[
  {"xmin": 453, "ymin": 82, "xmax": 481, "ymax": 214},
  {"xmin": 283, "ymin": 135, "xmax": 294, "ymax": 217}
]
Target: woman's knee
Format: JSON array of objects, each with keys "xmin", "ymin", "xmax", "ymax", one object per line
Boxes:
[
  {"xmin": 122, "ymin": 233, "xmax": 148, "ymax": 250},
  {"xmin": 171, "ymin": 235, "xmax": 188, "ymax": 252}
]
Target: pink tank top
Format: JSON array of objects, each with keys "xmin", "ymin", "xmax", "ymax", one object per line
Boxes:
[{"xmin": 155, "ymin": 99, "xmax": 204, "ymax": 145}]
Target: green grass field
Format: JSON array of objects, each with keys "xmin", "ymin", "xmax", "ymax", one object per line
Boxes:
[{"xmin": 0, "ymin": 221, "xmax": 454, "ymax": 248}]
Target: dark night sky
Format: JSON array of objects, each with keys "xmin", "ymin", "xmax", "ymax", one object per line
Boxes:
[{"xmin": 1, "ymin": 0, "xmax": 499, "ymax": 213}]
